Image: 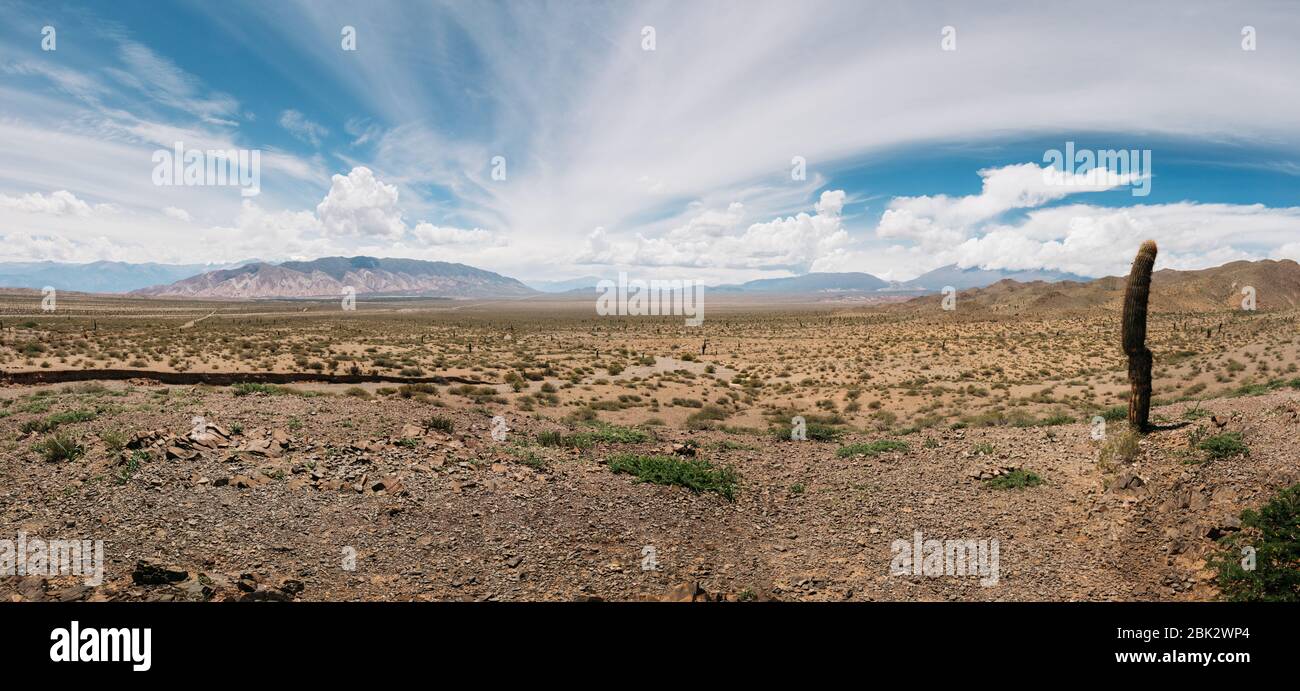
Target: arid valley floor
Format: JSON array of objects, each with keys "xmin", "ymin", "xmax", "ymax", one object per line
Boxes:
[{"xmin": 1, "ymin": 274, "xmax": 1297, "ymax": 601}]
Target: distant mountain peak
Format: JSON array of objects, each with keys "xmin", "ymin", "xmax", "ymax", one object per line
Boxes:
[{"xmin": 132, "ymin": 256, "xmax": 536, "ymax": 299}]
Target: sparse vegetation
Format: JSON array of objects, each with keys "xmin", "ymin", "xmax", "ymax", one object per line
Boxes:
[
  {"xmin": 608, "ymin": 453, "xmax": 738, "ymax": 500},
  {"xmin": 35, "ymin": 432, "xmax": 84, "ymax": 462},
  {"xmin": 984, "ymin": 469, "xmax": 1043, "ymax": 489},
  {"xmin": 424, "ymin": 415, "xmax": 454, "ymax": 434},
  {"xmin": 836, "ymin": 440, "xmax": 908, "ymax": 458},
  {"xmin": 1197, "ymin": 432, "xmax": 1249, "ymax": 460},
  {"xmin": 1212, "ymin": 484, "xmax": 1300, "ymax": 602}
]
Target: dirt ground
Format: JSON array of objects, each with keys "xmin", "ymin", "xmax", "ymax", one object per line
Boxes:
[{"xmin": 1, "ymin": 295, "xmax": 1297, "ymax": 601}]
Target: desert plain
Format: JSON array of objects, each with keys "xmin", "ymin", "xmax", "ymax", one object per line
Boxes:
[{"xmin": 1, "ymin": 261, "xmax": 1297, "ymax": 602}]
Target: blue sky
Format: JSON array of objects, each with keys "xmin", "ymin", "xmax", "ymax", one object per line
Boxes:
[{"xmin": 1, "ymin": 0, "xmax": 1298, "ymax": 282}]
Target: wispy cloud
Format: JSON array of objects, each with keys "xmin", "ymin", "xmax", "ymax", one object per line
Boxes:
[
  {"xmin": 1, "ymin": 0, "xmax": 1299, "ymax": 282},
  {"xmin": 280, "ymin": 109, "xmax": 329, "ymax": 147}
]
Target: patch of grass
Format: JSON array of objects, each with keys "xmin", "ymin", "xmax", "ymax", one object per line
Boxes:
[
  {"xmin": 63, "ymin": 382, "xmax": 108, "ymax": 395},
  {"xmin": 709, "ymin": 439, "xmax": 755, "ymax": 452},
  {"xmin": 232, "ymin": 382, "xmax": 276, "ymax": 396},
  {"xmin": 607, "ymin": 453, "xmax": 738, "ymax": 500},
  {"xmin": 835, "ymin": 440, "xmax": 908, "ymax": 458},
  {"xmin": 1098, "ymin": 406, "xmax": 1128, "ymax": 422},
  {"xmin": 508, "ymin": 446, "xmax": 550, "ymax": 470},
  {"xmin": 35, "ymin": 432, "xmax": 84, "ymax": 462},
  {"xmin": 537, "ymin": 429, "xmax": 589, "ymax": 449},
  {"xmin": 1211, "ymin": 483, "xmax": 1300, "ymax": 602},
  {"xmin": 1099, "ymin": 427, "xmax": 1141, "ymax": 470},
  {"xmin": 20, "ymin": 408, "xmax": 97, "ymax": 435},
  {"xmin": 101, "ymin": 429, "xmax": 128, "ymax": 452},
  {"xmin": 685, "ymin": 404, "xmax": 730, "ymax": 430},
  {"xmin": 1198, "ymin": 432, "xmax": 1249, "ymax": 460},
  {"xmin": 424, "ymin": 415, "xmax": 454, "ymax": 434},
  {"xmin": 582, "ymin": 422, "xmax": 649, "ymax": 444},
  {"xmin": 231, "ymin": 381, "xmax": 317, "ymax": 397},
  {"xmin": 397, "ymin": 383, "xmax": 438, "ymax": 398},
  {"xmin": 971, "ymin": 442, "xmax": 995, "ymax": 456},
  {"xmin": 984, "ymin": 469, "xmax": 1043, "ymax": 490}
]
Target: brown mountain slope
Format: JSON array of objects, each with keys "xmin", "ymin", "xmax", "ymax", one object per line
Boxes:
[{"xmin": 899, "ymin": 258, "xmax": 1300, "ymax": 314}]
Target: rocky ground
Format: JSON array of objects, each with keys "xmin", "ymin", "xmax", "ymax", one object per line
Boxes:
[{"xmin": 1, "ymin": 381, "xmax": 1296, "ymax": 602}]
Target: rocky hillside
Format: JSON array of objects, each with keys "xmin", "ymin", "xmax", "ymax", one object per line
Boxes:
[
  {"xmin": 2, "ymin": 382, "xmax": 1294, "ymax": 602},
  {"xmin": 132, "ymin": 256, "xmax": 537, "ymax": 299},
  {"xmin": 900, "ymin": 258, "xmax": 1300, "ymax": 314}
]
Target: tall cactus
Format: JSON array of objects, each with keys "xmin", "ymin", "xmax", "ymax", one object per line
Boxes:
[{"xmin": 1122, "ymin": 240, "xmax": 1157, "ymax": 431}]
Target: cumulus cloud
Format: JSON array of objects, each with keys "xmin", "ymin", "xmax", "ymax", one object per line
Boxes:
[
  {"xmin": 947, "ymin": 202, "xmax": 1300, "ymax": 277},
  {"xmin": 0, "ymin": 190, "xmax": 113, "ymax": 217},
  {"xmin": 575, "ymin": 227, "xmax": 617, "ymax": 264},
  {"xmin": 579, "ymin": 190, "xmax": 851, "ymax": 272},
  {"xmin": 162, "ymin": 206, "xmax": 192, "ymax": 222},
  {"xmin": 279, "ymin": 109, "xmax": 329, "ymax": 147},
  {"xmin": 877, "ymin": 163, "xmax": 1136, "ymax": 250},
  {"xmin": 411, "ymin": 223, "xmax": 500, "ymax": 246},
  {"xmin": 315, "ymin": 167, "xmax": 405, "ymax": 239},
  {"xmin": 0, "ymin": 231, "xmax": 130, "ymax": 263}
]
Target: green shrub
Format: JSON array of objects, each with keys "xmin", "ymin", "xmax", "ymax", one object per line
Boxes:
[
  {"xmin": 35, "ymin": 432, "xmax": 84, "ymax": 462},
  {"xmin": 984, "ymin": 469, "xmax": 1043, "ymax": 489},
  {"xmin": 424, "ymin": 415, "xmax": 454, "ymax": 434},
  {"xmin": 836, "ymin": 440, "xmax": 908, "ymax": 458},
  {"xmin": 1099, "ymin": 428, "xmax": 1141, "ymax": 469},
  {"xmin": 1099, "ymin": 406, "xmax": 1127, "ymax": 422},
  {"xmin": 537, "ymin": 430, "xmax": 589, "ymax": 448},
  {"xmin": 582, "ymin": 423, "xmax": 649, "ymax": 444},
  {"xmin": 232, "ymin": 382, "xmax": 282, "ymax": 396},
  {"xmin": 20, "ymin": 408, "xmax": 98, "ymax": 435},
  {"xmin": 1198, "ymin": 432, "xmax": 1249, "ymax": 460},
  {"xmin": 1212, "ymin": 484, "xmax": 1300, "ymax": 602},
  {"xmin": 608, "ymin": 453, "xmax": 738, "ymax": 500}
]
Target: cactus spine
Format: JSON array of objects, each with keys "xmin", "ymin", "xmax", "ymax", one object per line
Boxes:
[{"xmin": 1122, "ymin": 240, "xmax": 1157, "ymax": 432}]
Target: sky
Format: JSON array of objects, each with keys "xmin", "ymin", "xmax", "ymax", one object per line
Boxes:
[{"xmin": 0, "ymin": 0, "xmax": 1298, "ymax": 284}]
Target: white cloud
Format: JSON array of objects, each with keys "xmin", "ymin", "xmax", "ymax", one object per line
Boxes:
[
  {"xmin": 947, "ymin": 203, "xmax": 1300, "ymax": 277},
  {"xmin": 106, "ymin": 42, "xmax": 240, "ymax": 123},
  {"xmin": 583, "ymin": 190, "xmax": 851, "ymax": 272},
  {"xmin": 344, "ymin": 117, "xmax": 382, "ymax": 147},
  {"xmin": 410, "ymin": 223, "xmax": 499, "ymax": 246},
  {"xmin": 877, "ymin": 163, "xmax": 1136, "ymax": 250},
  {"xmin": 315, "ymin": 167, "xmax": 405, "ymax": 239},
  {"xmin": 279, "ymin": 109, "xmax": 329, "ymax": 147},
  {"xmin": 575, "ymin": 227, "xmax": 616, "ymax": 264},
  {"xmin": 162, "ymin": 206, "xmax": 192, "ymax": 222},
  {"xmin": 0, "ymin": 190, "xmax": 113, "ymax": 217}
]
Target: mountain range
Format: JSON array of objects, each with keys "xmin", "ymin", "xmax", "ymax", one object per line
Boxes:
[
  {"xmin": 0, "ymin": 260, "xmax": 260, "ymax": 293},
  {"xmin": 705, "ymin": 265, "xmax": 1088, "ymax": 294},
  {"xmin": 10, "ymin": 256, "xmax": 1288, "ymax": 307},
  {"xmin": 901, "ymin": 258, "xmax": 1300, "ymax": 313},
  {"xmin": 131, "ymin": 256, "xmax": 535, "ymax": 299}
]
